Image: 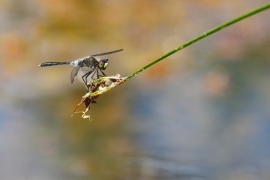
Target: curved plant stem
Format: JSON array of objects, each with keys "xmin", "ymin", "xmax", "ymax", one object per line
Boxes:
[{"xmin": 125, "ymin": 2, "xmax": 270, "ymax": 80}]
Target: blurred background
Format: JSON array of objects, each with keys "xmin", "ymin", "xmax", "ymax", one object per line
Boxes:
[{"xmin": 1, "ymin": 0, "xmax": 270, "ymax": 179}]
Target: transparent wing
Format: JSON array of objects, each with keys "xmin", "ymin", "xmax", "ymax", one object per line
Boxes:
[
  {"xmin": 70, "ymin": 66, "xmax": 80, "ymax": 84},
  {"xmin": 91, "ymin": 49, "xmax": 123, "ymax": 57}
]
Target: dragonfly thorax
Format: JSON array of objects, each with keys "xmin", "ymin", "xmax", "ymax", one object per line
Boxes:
[{"xmin": 77, "ymin": 57, "xmax": 98, "ymax": 68}]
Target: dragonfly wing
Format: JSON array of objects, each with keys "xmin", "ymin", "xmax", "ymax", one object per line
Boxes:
[
  {"xmin": 70, "ymin": 66, "xmax": 80, "ymax": 84},
  {"xmin": 91, "ymin": 49, "xmax": 123, "ymax": 57}
]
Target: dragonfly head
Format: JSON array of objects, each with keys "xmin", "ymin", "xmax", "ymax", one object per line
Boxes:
[{"xmin": 99, "ymin": 59, "xmax": 109, "ymax": 70}]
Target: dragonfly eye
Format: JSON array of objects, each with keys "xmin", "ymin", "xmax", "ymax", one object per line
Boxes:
[{"xmin": 99, "ymin": 59, "xmax": 109, "ymax": 70}]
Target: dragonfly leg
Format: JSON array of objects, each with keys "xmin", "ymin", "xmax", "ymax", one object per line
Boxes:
[
  {"xmin": 82, "ymin": 71, "xmax": 93, "ymax": 85},
  {"xmin": 90, "ymin": 70, "xmax": 97, "ymax": 80},
  {"xmin": 97, "ymin": 69, "xmax": 106, "ymax": 78}
]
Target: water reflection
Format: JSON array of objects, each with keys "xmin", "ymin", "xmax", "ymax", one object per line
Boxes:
[{"xmin": 1, "ymin": 0, "xmax": 270, "ymax": 179}]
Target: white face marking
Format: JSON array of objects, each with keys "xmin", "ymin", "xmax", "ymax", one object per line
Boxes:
[
  {"xmin": 99, "ymin": 61, "xmax": 109, "ymax": 70},
  {"xmin": 103, "ymin": 62, "xmax": 109, "ymax": 69}
]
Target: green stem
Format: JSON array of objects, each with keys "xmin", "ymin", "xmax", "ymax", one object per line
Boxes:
[{"xmin": 125, "ymin": 2, "xmax": 270, "ymax": 80}]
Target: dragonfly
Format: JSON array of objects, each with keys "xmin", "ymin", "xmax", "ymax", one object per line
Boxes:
[{"xmin": 39, "ymin": 49, "xmax": 123, "ymax": 86}]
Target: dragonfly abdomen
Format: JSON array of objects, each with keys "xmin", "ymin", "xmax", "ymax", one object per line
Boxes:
[{"xmin": 39, "ymin": 62, "xmax": 71, "ymax": 67}]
